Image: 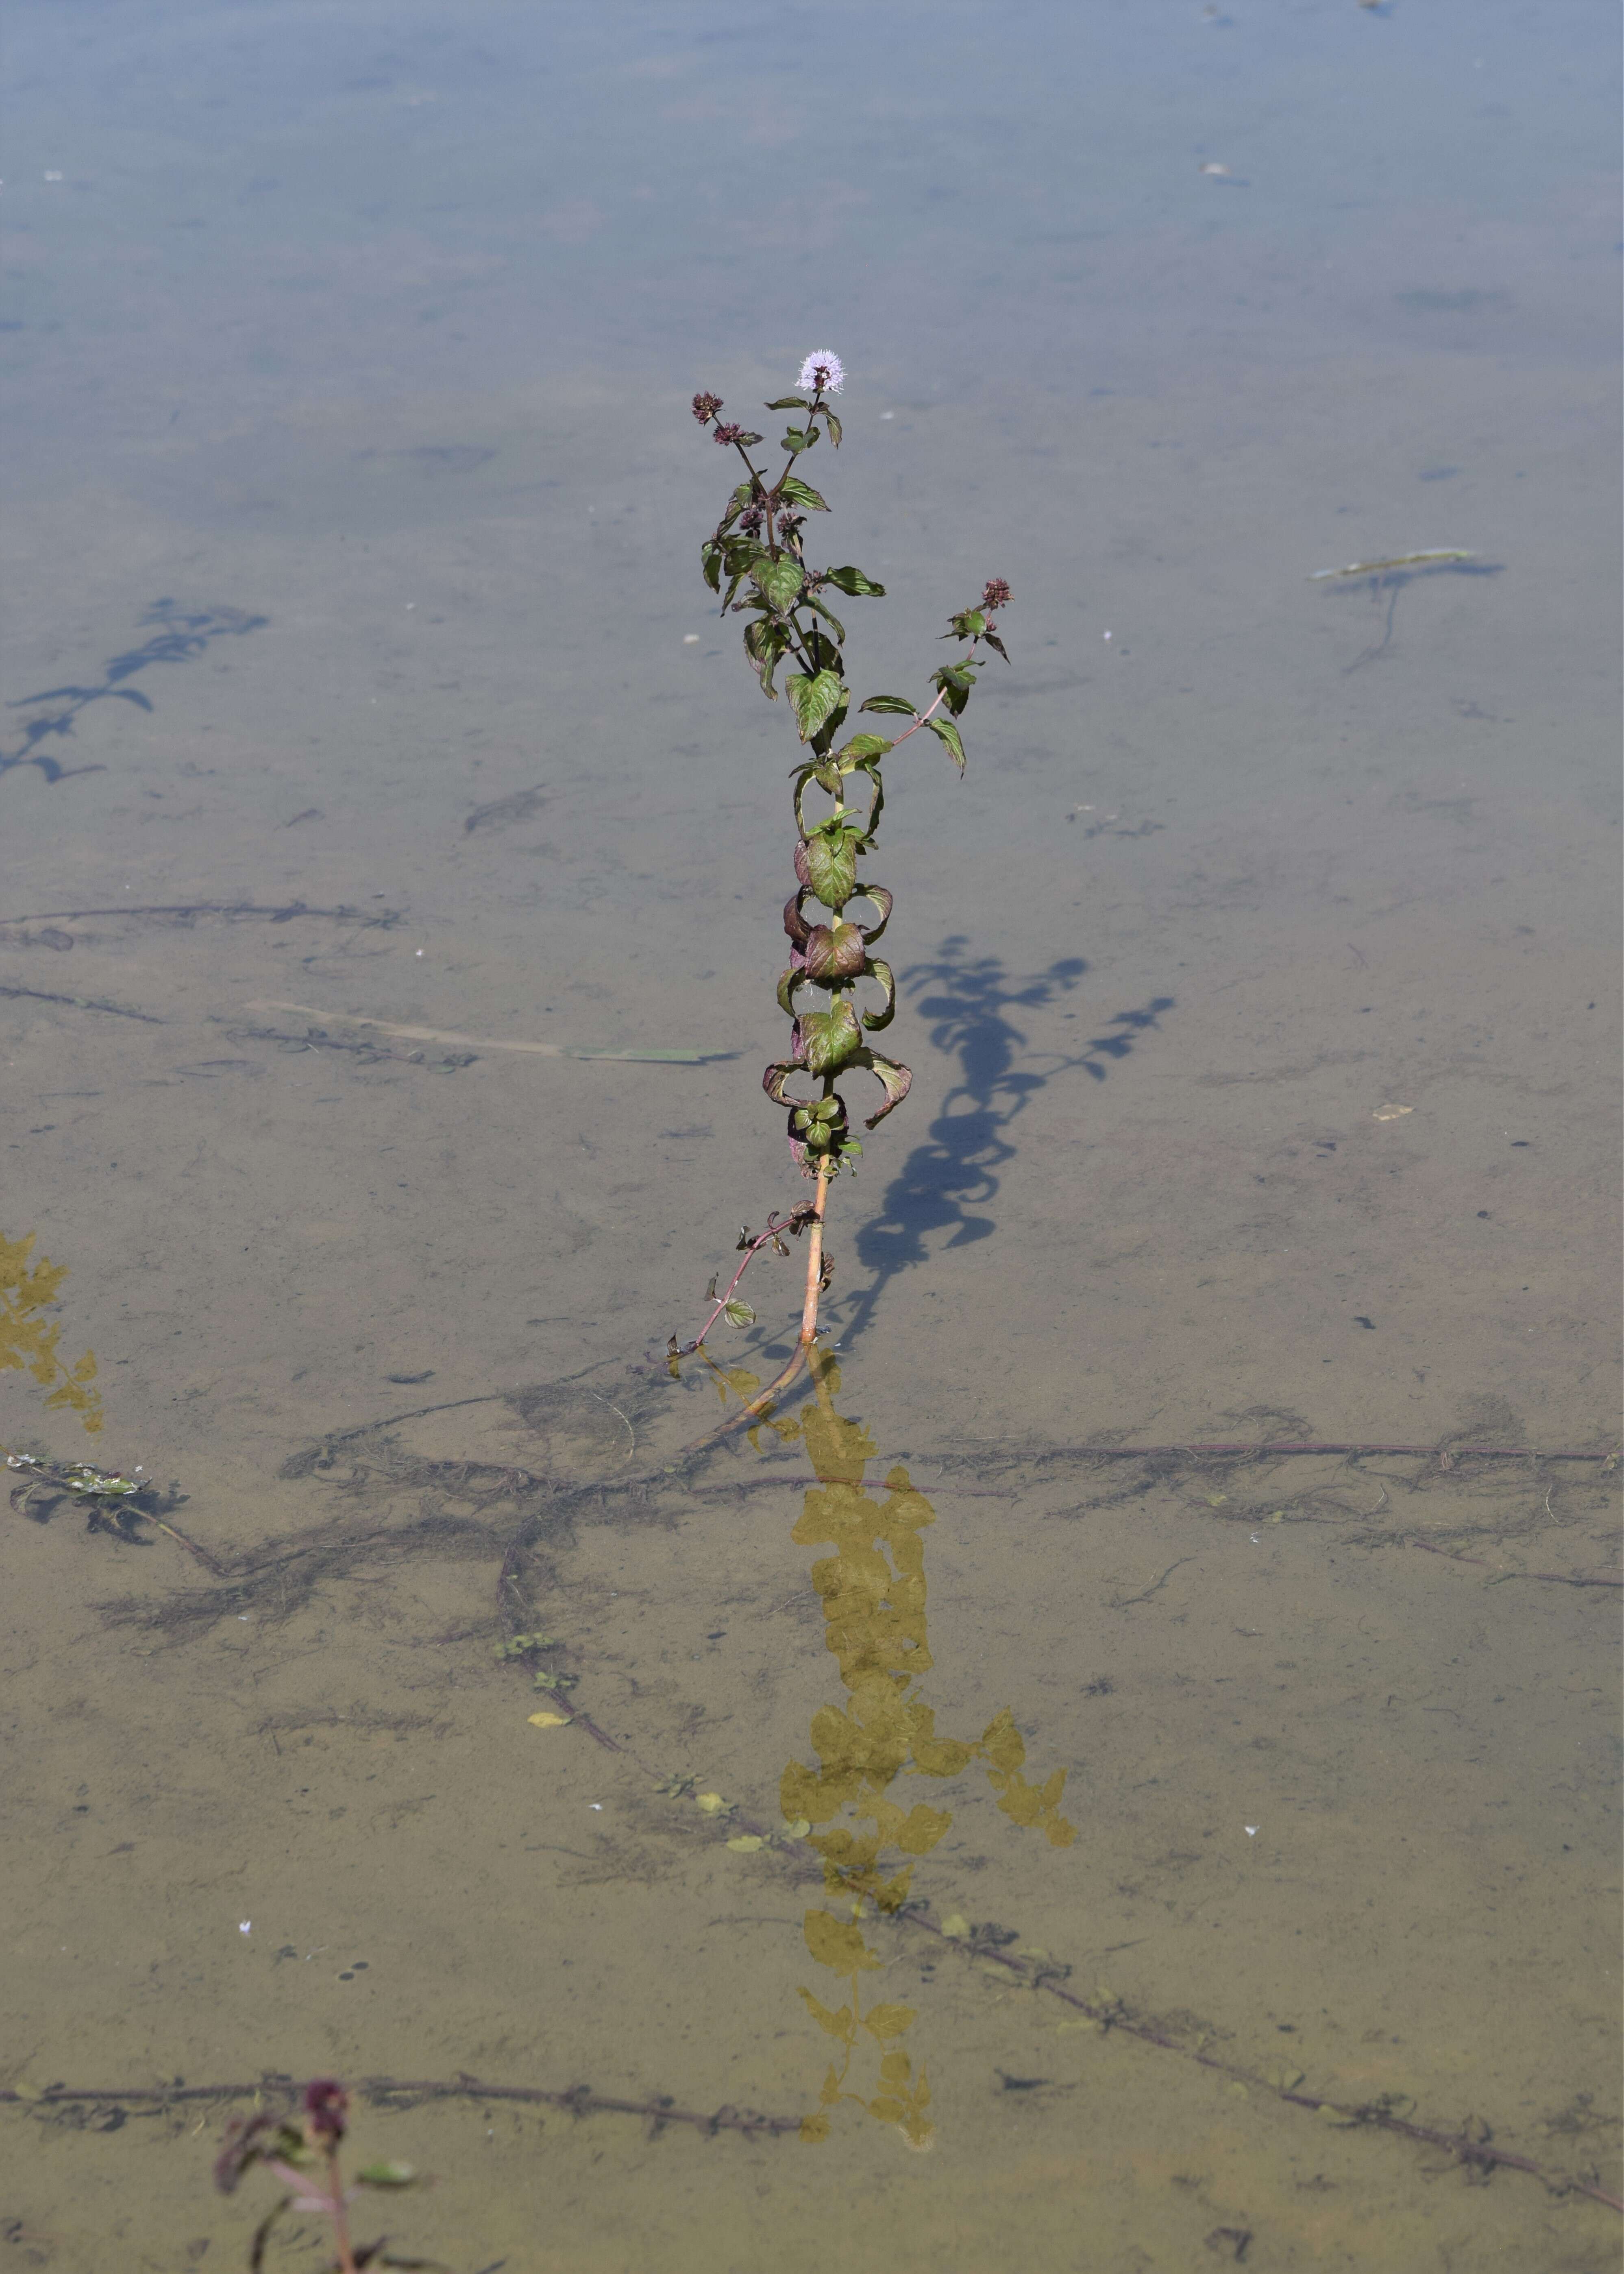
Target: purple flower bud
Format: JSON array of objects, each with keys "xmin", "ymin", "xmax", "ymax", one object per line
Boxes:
[
  {"xmin": 302, "ymin": 2078, "xmax": 349, "ymax": 2148},
  {"xmin": 692, "ymin": 391, "xmax": 723, "ymax": 423}
]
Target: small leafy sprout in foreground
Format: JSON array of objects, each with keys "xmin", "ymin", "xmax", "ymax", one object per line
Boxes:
[{"xmin": 213, "ymin": 2076, "xmax": 438, "ymax": 2273}]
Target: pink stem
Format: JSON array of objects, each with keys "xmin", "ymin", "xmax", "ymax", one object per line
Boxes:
[{"xmin": 674, "ymin": 1217, "xmax": 797, "ymax": 1358}]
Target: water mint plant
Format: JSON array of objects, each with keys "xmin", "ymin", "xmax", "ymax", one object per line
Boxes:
[
  {"xmin": 675, "ymin": 355, "xmax": 1010, "ymax": 1404},
  {"xmin": 213, "ymin": 2078, "xmax": 431, "ymax": 2271}
]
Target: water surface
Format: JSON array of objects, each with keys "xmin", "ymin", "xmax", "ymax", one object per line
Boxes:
[{"xmin": 2, "ymin": 4, "xmax": 1619, "ymax": 2267}]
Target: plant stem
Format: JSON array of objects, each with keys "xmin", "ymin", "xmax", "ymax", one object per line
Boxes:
[
  {"xmin": 327, "ymin": 2147, "xmax": 358, "ymax": 2274},
  {"xmin": 670, "ymin": 1164, "xmax": 832, "ymax": 1461}
]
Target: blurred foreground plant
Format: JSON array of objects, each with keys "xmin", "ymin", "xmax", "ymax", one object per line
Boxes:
[
  {"xmin": 673, "ymin": 354, "xmax": 1010, "ymax": 1415},
  {"xmin": 214, "ymin": 2079, "xmax": 437, "ymax": 2272}
]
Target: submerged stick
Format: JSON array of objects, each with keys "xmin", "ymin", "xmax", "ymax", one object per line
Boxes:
[
  {"xmin": 244, "ymin": 1002, "xmax": 718, "ymax": 1064},
  {"xmin": 1309, "ymin": 550, "xmax": 1476, "ymax": 579},
  {"xmin": 993, "ymin": 1440, "xmax": 1619, "ymax": 1466},
  {"xmin": 893, "ymin": 1911, "xmax": 1623, "ymax": 2212},
  {"xmin": 0, "ymin": 983, "xmax": 164, "ymax": 1023},
  {"xmin": 0, "ymin": 901, "xmax": 402, "ymax": 929},
  {"xmin": 0, "ymin": 2077, "xmax": 801, "ymax": 2139},
  {"xmin": 1408, "ymin": 1537, "xmax": 1620, "ymax": 1588}
]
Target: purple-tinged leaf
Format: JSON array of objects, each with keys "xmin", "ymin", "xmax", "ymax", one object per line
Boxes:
[
  {"xmin": 853, "ymin": 1049, "xmax": 912, "ymax": 1125},
  {"xmin": 851, "ymin": 885, "xmax": 893, "ymax": 942},
  {"xmin": 861, "ymin": 959, "xmax": 896, "ymax": 1031}
]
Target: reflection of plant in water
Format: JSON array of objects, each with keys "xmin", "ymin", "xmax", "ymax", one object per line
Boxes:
[
  {"xmin": 772, "ymin": 1351, "xmax": 1075, "ymax": 2150},
  {"xmin": 0, "ymin": 1229, "xmax": 102, "ymax": 1435}
]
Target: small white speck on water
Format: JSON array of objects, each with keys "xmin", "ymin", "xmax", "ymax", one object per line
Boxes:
[
  {"xmin": 239, "ymin": 1920, "xmax": 252, "ymax": 1934},
  {"xmin": 1245, "ymin": 1827, "xmax": 1258, "ymax": 1838}
]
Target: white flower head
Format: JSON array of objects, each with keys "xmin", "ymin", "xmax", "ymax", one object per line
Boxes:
[{"xmin": 797, "ymin": 351, "xmax": 845, "ymax": 396}]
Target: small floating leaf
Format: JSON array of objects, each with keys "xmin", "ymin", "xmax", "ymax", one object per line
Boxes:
[
  {"xmin": 527, "ymin": 1711, "xmax": 569, "ymax": 1729},
  {"xmin": 726, "ymin": 1834, "xmax": 765, "ymax": 1853}
]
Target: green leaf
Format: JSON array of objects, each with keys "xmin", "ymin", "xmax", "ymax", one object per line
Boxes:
[
  {"xmin": 799, "ymin": 1000, "xmax": 863, "ymax": 1077},
  {"xmin": 852, "ymin": 1047, "xmax": 913, "ymax": 1124},
  {"xmin": 861, "ymin": 2003, "xmax": 917, "ymax": 2042},
  {"xmin": 858, "ymin": 693, "xmax": 916, "ymax": 716},
  {"xmin": 823, "ymin": 408, "xmax": 843, "ymax": 447},
  {"xmin": 751, "ymin": 556, "xmax": 804, "ymax": 613},
  {"xmin": 786, "ymin": 669, "xmax": 845, "ymax": 742},
  {"xmin": 723, "ymin": 1298, "xmax": 756, "ymax": 1329},
  {"xmin": 765, "ymin": 396, "xmax": 810, "ymax": 410},
  {"xmin": 924, "ymin": 716, "xmax": 967, "ymax": 772},
  {"xmin": 781, "ymin": 427, "xmax": 818, "ymax": 453},
  {"xmin": 779, "ymin": 475, "xmax": 830, "ymax": 512},
  {"xmin": 700, "ymin": 540, "xmax": 723, "ymax": 593},
  {"xmin": 850, "ymin": 883, "xmax": 892, "ymax": 942},
  {"xmin": 356, "ymin": 2163, "xmax": 418, "ymax": 2189},
  {"xmin": 932, "ymin": 664, "xmax": 975, "ymax": 715},
  {"xmin": 744, "ymin": 615, "xmax": 790, "ymax": 698},
  {"xmin": 734, "ymin": 431, "xmax": 764, "ymax": 447},
  {"xmin": 862, "ymin": 958, "xmax": 896, "ymax": 1031},
  {"xmin": 808, "ymin": 697, "xmax": 848, "ymax": 756},
  {"xmin": 804, "ymin": 593, "xmax": 847, "ymax": 644},
  {"xmin": 835, "ymin": 733, "xmax": 892, "ymax": 759},
  {"xmin": 825, "ymin": 565, "xmax": 885, "ymax": 597},
  {"xmin": 984, "ymin": 631, "xmax": 1010, "ymax": 662},
  {"xmin": 803, "ymin": 831, "xmax": 858, "ymax": 910}
]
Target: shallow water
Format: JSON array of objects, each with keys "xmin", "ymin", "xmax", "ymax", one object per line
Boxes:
[{"xmin": 2, "ymin": 3, "xmax": 1619, "ymax": 2267}]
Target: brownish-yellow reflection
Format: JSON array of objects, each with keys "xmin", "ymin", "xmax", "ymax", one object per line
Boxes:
[
  {"xmin": 0, "ymin": 1230, "xmax": 103, "ymax": 1437},
  {"xmin": 764, "ymin": 1349, "xmax": 1074, "ymax": 2150}
]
